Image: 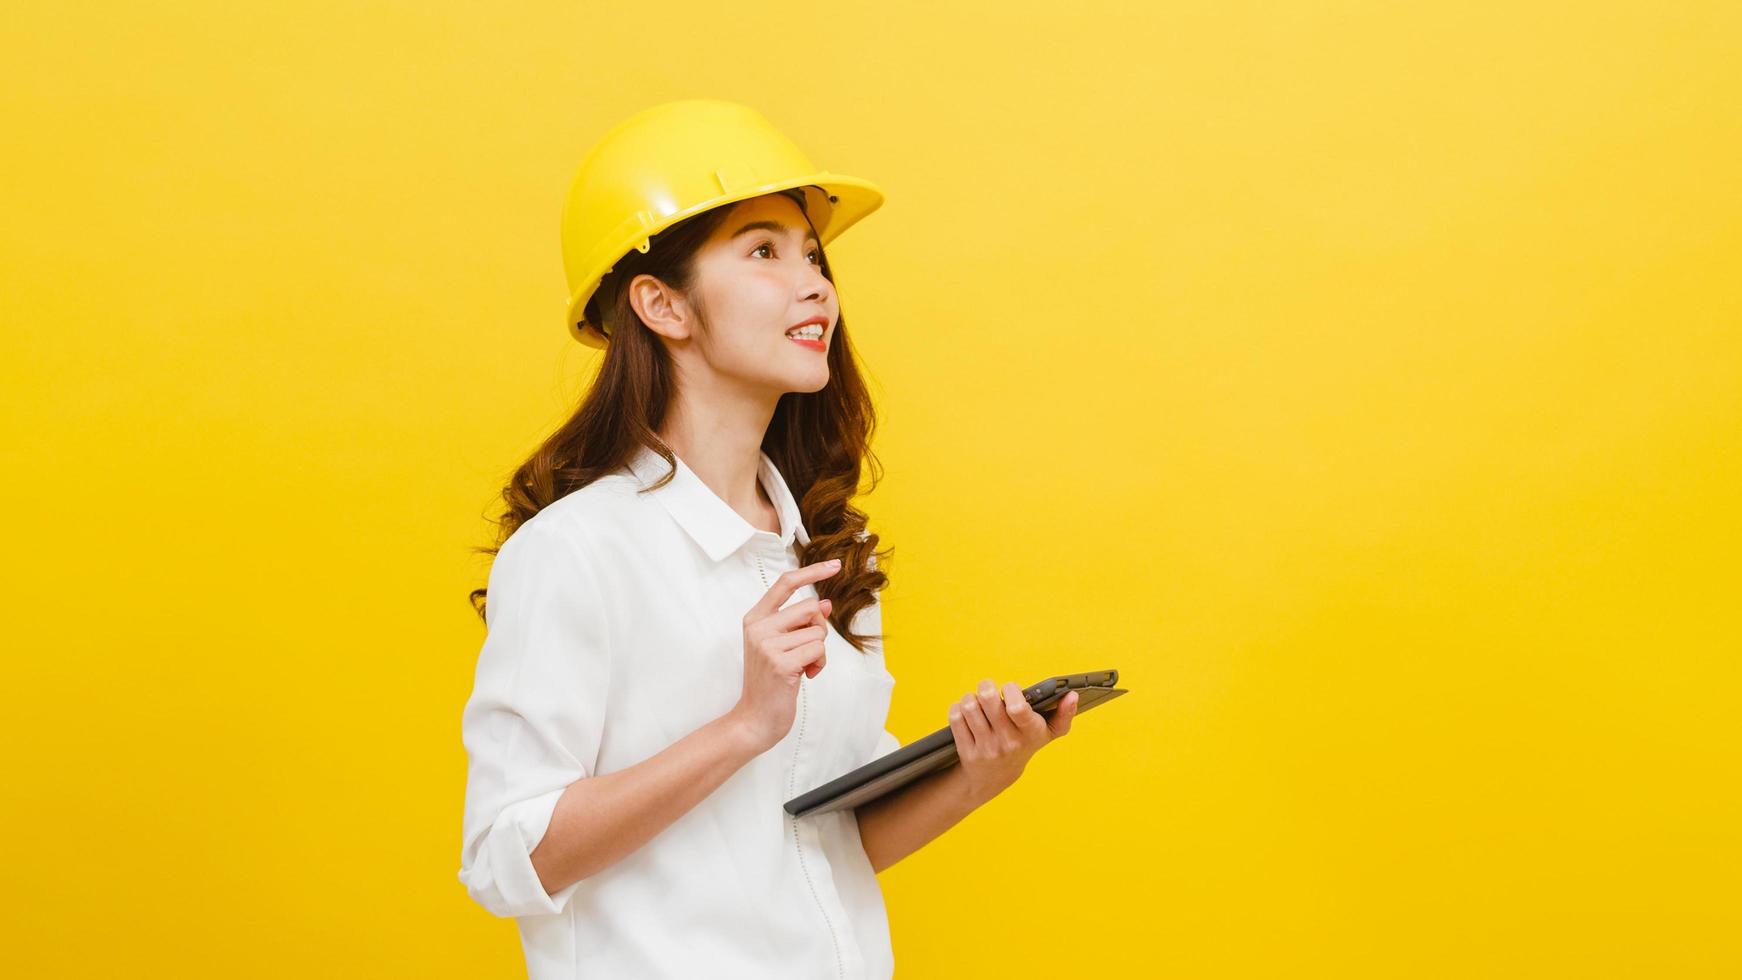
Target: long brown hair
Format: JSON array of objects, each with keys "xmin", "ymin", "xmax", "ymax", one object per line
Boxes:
[{"xmin": 469, "ymin": 188, "xmax": 891, "ymax": 652}]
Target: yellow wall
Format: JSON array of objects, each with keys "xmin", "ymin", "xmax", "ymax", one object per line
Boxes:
[{"xmin": 4, "ymin": 2, "xmax": 1737, "ymax": 976}]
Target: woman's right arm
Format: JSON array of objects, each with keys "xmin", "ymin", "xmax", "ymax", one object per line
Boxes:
[
  {"xmin": 528, "ymin": 709, "xmax": 760, "ymax": 894},
  {"xmin": 530, "ymin": 558, "xmax": 845, "ymax": 895},
  {"xmin": 458, "ymin": 520, "xmax": 841, "ymax": 917}
]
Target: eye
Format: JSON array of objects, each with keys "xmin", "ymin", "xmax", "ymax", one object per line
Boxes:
[{"xmin": 751, "ymin": 240, "xmax": 824, "ymax": 266}]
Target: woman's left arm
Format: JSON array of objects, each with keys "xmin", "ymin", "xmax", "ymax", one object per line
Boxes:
[{"xmin": 854, "ymin": 680, "xmax": 1080, "ymax": 873}]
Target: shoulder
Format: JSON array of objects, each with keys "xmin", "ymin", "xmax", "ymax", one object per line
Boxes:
[
  {"xmin": 511, "ymin": 472, "xmax": 659, "ymax": 553},
  {"xmin": 486, "ymin": 475, "xmax": 652, "ymax": 628}
]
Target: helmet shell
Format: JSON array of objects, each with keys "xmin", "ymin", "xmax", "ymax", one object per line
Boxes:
[{"xmin": 560, "ymin": 99, "xmax": 885, "ymax": 348}]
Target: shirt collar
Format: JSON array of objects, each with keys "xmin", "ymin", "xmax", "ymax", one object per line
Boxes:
[{"xmin": 624, "ymin": 442, "xmax": 812, "ymax": 561}]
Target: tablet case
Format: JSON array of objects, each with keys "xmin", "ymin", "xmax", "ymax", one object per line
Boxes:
[{"xmin": 783, "ymin": 669, "xmax": 1126, "ymax": 818}]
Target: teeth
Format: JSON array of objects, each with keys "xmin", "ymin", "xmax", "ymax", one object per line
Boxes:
[{"xmin": 786, "ymin": 324, "xmax": 824, "ymax": 340}]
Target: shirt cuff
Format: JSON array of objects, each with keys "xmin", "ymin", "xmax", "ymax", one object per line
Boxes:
[{"xmin": 478, "ymin": 786, "xmax": 580, "ymax": 917}]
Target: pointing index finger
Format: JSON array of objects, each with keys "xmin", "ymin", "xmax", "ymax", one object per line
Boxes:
[{"xmin": 748, "ymin": 558, "xmax": 841, "ymax": 621}]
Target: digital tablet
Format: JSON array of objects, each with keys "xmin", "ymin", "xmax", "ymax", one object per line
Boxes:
[{"xmin": 783, "ymin": 669, "xmax": 1127, "ymax": 819}]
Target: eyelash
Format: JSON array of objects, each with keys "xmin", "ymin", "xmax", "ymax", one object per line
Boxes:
[{"xmin": 752, "ymin": 241, "xmax": 823, "ymax": 265}]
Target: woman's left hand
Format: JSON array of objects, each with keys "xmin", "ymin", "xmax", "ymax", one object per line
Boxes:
[{"xmin": 947, "ymin": 678, "xmax": 1079, "ymax": 804}]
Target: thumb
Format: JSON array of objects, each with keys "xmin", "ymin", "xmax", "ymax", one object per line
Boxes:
[{"xmin": 1046, "ymin": 690, "xmax": 1078, "ymax": 739}]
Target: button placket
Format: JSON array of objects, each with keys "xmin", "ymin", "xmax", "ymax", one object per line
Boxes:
[{"xmin": 752, "ymin": 541, "xmax": 854, "ymax": 978}]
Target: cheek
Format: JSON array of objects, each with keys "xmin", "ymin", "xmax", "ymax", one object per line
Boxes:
[{"xmin": 715, "ymin": 272, "xmax": 791, "ymax": 331}]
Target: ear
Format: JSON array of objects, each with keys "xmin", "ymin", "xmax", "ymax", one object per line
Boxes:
[{"xmin": 628, "ymin": 273, "xmax": 694, "ymax": 342}]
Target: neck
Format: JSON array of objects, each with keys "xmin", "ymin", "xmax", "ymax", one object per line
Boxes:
[{"xmin": 657, "ymin": 389, "xmax": 777, "ymax": 519}]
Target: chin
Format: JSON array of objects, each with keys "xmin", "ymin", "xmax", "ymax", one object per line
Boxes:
[
  {"xmin": 779, "ymin": 367, "xmax": 830, "ymax": 394},
  {"xmin": 791, "ymin": 373, "xmax": 830, "ymax": 394}
]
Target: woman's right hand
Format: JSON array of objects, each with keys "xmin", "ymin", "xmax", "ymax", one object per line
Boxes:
[{"xmin": 731, "ymin": 558, "xmax": 843, "ymax": 752}]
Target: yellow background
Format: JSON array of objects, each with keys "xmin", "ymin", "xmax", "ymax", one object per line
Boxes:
[{"xmin": 3, "ymin": 2, "xmax": 1737, "ymax": 976}]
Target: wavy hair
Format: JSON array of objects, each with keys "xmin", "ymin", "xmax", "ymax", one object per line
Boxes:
[{"xmin": 469, "ymin": 188, "xmax": 891, "ymax": 652}]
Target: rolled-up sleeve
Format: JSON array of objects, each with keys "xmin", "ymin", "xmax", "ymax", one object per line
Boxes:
[{"xmin": 458, "ymin": 518, "xmax": 612, "ymax": 918}]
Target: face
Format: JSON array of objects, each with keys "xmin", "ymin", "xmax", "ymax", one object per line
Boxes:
[{"xmin": 630, "ymin": 191, "xmax": 838, "ymax": 396}]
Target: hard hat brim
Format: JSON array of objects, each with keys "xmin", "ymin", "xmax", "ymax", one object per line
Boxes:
[{"xmin": 567, "ymin": 171, "xmax": 884, "ymax": 349}]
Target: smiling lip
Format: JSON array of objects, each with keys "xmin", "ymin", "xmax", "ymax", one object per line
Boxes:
[{"xmin": 786, "ymin": 315, "xmax": 829, "ymax": 350}]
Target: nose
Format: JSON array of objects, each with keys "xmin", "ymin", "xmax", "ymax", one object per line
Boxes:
[{"xmin": 798, "ymin": 261, "xmax": 832, "ymax": 306}]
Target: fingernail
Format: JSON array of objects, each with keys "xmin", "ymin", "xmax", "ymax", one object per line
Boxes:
[
  {"xmin": 978, "ymin": 680, "xmax": 995, "ymax": 696},
  {"xmin": 827, "ymin": 559, "xmax": 841, "ymax": 568}
]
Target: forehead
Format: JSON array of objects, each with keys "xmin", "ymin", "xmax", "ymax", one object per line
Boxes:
[{"xmin": 716, "ymin": 192, "xmax": 819, "ymax": 244}]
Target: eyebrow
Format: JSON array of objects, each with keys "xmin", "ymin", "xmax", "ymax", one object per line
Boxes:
[{"xmin": 731, "ymin": 219, "xmax": 820, "ymax": 248}]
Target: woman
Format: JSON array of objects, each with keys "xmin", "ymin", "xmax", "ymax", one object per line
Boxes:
[{"xmin": 457, "ymin": 99, "xmax": 1080, "ymax": 980}]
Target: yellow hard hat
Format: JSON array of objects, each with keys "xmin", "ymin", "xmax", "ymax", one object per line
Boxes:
[{"xmin": 560, "ymin": 99, "xmax": 886, "ymax": 348}]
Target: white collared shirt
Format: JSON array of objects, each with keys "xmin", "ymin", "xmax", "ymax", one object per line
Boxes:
[{"xmin": 458, "ymin": 442, "xmax": 900, "ymax": 979}]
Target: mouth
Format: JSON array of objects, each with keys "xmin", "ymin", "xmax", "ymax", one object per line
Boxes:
[{"xmin": 785, "ymin": 318, "xmax": 828, "ymax": 350}]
